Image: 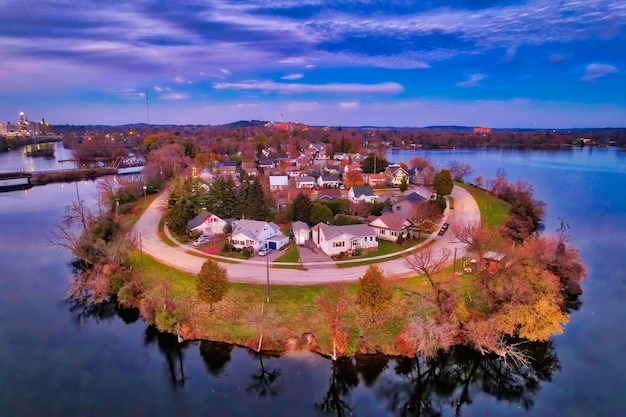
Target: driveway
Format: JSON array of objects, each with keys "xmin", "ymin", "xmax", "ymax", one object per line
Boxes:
[{"xmin": 132, "ymin": 185, "xmax": 480, "ymax": 285}]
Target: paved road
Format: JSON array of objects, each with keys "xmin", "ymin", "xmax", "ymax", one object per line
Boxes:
[{"xmin": 132, "ymin": 186, "xmax": 480, "ymax": 285}]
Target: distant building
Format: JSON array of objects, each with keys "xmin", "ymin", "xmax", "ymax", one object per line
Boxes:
[{"xmin": 473, "ymin": 127, "xmax": 492, "ymax": 134}]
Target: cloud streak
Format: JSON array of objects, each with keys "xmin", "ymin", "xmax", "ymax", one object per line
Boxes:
[
  {"xmin": 580, "ymin": 63, "xmax": 618, "ymax": 82},
  {"xmin": 214, "ymin": 81, "xmax": 404, "ymax": 94},
  {"xmin": 0, "ymin": 0, "xmax": 625, "ymax": 126}
]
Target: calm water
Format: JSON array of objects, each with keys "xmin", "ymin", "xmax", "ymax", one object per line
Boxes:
[{"xmin": 0, "ymin": 146, "xmax": 624, "ymax": 416}]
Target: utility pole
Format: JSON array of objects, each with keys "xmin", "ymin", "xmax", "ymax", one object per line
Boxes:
[
  {"xmin": 266, "ymin": 255, "xmax": 270, "ymax": 303},
  {"xmin": 145, "ymin": 88, "xmax": 150, "ymax": 124},
  {"xmin": 140, "ymin": 234, "xmax": 143, "ymax": 271}
]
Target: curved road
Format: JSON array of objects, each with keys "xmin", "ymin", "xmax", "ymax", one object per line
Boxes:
[{"xmin": 132, "ymin": 186, "xmax": 480, "ymax": 285}]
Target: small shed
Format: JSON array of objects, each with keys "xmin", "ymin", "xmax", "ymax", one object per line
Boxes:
[
  {"xmin": 482, "ymin": 251, "xmax": 506, "ymax": 273},
  {"xmin": 292, "ymin": 221, "xmax": 310, "ymax": 246}
]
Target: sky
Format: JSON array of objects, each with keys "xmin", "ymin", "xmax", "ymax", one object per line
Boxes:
[{"xmin": 1, "ymin": 0, "xmax": 625, "ymax": 128}]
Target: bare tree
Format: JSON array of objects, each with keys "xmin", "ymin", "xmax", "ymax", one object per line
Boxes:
[
  {"xmin": 448, "ymin": 160, "xmax": 473, "ymax": 182},
  {"xmin": 404, "ymin": 246, "xmax": 451, "ymax": 313},
  {"xmin": 316, "ymin": 285, "xmax": 350, "ymax": 360},
  {"xmin": 450, "ymin": 221, "xmax": 495, "ymax": 310},
  {"xmin": 412, "ymin": 201, "xmax": 441, "ymax": 238}
]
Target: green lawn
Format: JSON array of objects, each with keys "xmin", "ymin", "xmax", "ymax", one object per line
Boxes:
[
  {"xmin": 274, "ymin": 244, "xmax": 300, "ymax": 263},
  {"xmin": 456, "ymin": 182, "xmax": 510, "ymax": 232}
]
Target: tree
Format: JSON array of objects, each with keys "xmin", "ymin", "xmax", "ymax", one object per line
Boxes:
[
  {"xmin": 404, "ymin": 246, "xmax": 451, "ymax": 314},
  {"xmin": 342, "ymin": 200, "xmax": 371, "ymax": 219},
  {"xmin": 343, "ymin": 169, "xmax": 364, "ymax": 187},
  {"xmin": 316, "ymin": 285, "xmax": 350, "ymax": 359},
  {"xmin": 412, "ymin": 201, "xmax": 442, "ymax": 238},
  {"xmin": 448, "ymin": 160, "xmax": 473, "ymax": 182},
  {"xmin": 361, "ymin": 153, "xmax": 389, "ymax": 174},
  {"xmin": 197, "ymin": 259, "xmax": 230, "ymax": 310},
  {"xmin": 287, "ymin": 192, "xmax": 312, "ymax": 223},
  {"xmin": 310, "ymin": 203, "xmax": 333, "ymax": 225},
  {"xmin": 399, "ymin": 176, "xmax": 409, "ymax": 192},
  {"xmin": 433, "ymin": 169, "xmax": 453, "ymax": 196},
  {"xmin": 356, "ymin": 265, "xmax": 392, "ymax": 321}
]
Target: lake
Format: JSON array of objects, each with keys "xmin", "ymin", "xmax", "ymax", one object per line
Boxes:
[{"xmin": 0, "ymin": 145, "xmax": 624, "ymax": 416}]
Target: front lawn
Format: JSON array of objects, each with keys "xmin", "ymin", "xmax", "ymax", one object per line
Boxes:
[{"xmin": 274, "ymin": 244, "xmax": 299, "ymax": 263}]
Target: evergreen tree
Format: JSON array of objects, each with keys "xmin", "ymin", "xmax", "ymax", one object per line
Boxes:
[
  {"xmin": 399, "ymin": 176, "xmax": 409, "ymax": 192},
  {"xmin": 221, "ymin": 175, "xmax": 238, "ymax": 218},
  {"xmin": 433, "ymin": 169, "xmax": 453, "ymax": 196},
  {"xmin": 287, "ymin": 192, "xmax": 313, "ymax": 223},
  {"xmin": 245, "ymin": 177, "xmax": 269, "ymax": 220},
  {"xmin": 361, "ymin": 153, "xmax": 389, "ymax": 174}
]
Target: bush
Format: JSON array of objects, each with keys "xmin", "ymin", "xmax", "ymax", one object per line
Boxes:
[
  {"xmin": 396, "ymin": 234, "xmax": 405, "ymax": 245},
  {"xmin": 221, "ymin": 242, "xmax": 233, "ymax": 253}
]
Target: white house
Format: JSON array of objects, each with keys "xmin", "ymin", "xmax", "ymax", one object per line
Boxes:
[
  {"xmin": 292, "ymin": 221, "xmax": 310, "ymax": 245},
  {"xmin": 229, "ymin": 219, "xmax": 288, "ymax": 251},
  {"xmin": 296, "ymin": 176, "xmax": 316, "ymax": 189},
  {"xmin": 187, "ymin": 211, "xmax": 227, "ymax": 236},
  {"xmin": 317, "ymin": 175, "xmax": 341, "ymax": 188},
  {"xmin": 348, "ymin": 185, "xmax": 376, "ymax": 204},
  {"xmin": 269, "ymin": 175, "xmax": 290, "ymax": 191},
  {"xmin": 311, "ymin": 223, "xmax": 378, "ymax": 256}
]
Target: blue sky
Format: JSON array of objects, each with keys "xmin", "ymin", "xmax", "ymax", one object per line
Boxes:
[{"xmin": 1, "ymin": 0, "xmax": 625, "ymax": 128}]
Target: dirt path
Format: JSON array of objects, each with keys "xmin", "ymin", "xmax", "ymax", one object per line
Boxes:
[{"xmin": 132, "ymin": 186, "xmax": 480, "ymax": 285}]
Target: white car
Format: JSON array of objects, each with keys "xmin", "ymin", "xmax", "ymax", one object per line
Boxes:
[
  {"xmin": 193, "ymin": 235, "xmax": 210, "ymax": 246},
  {"xmin": 258, "ymin": 247, "xmax": 273, "ymax": 256}
]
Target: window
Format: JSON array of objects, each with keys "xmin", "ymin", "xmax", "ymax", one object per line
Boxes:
[
  {"xmin": 333, "ymin": 241, "xmax": 345, "ymax": 248},
  {"xmin": 380, "ymin": 229, "xmax": 385, "ymax": 235},
  {"xmin": 391, "ymin": 231, "xmax": 398, "ymax": 237},
  {"xmin": 396, "ymin": 205, "xmax": 401, "ymax": 211}
]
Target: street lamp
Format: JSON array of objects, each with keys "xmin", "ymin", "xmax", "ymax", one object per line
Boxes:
[
  {"xmin": 143, "ymin": 185, "xmax": 147, "ymax": 198},
  {"xmin": 115, "ymin": 198, "xmax": 120, "ymax": 216}
]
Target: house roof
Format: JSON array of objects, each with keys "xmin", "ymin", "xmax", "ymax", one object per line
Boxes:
[
  {"xmin": 326, "ymin": 164, "xmax": 340, "ymax": 171},
  {"xmin": 296, "ymin": 175, "xmax": 315, "ymax": 183},
  {"xmin": 315, "ymin": 222, "xmax": 375, "ymax": 241},
  {"xmin": 387, "ymin": 164, "xmax": 408, "ymax": 175},
  {"xmin": 369, "ymin": 212, "xmax": 413, "ymax": 231},
  {"xmin": 396, "ymin": 192, "xmax": 427, "ymax": 205},
  {"xmin": 232, "ymin": 219, "xmax": 281, "ymax": 241},
  {"xmin": 187, "ymin": 210, "xmax": 211, "ymax": 230},
  {"xmin": 220, "ymin": 160, "xmax": 236, "ymax": 167},
  {"xmin": 292, "ymin": 221, "xmax": 310, "ymax": 232},
  {"xmin": 317, "ymin": 189, "xmax": 342, "ymax": 200},
  {"xmin": 320, "ymin": 175, "xmax": 339, "ymax": 182},
  {"xmin": 269, "ymin": 175, "xmax": 289, "ymax": 186},
  {"xmin": 259, "ymin": 159, "xmax": 274, "ymax": 166},
  {"xmin": 351, "ymin": 185, "xmax": 374, "ymax": 197},
  {"xmin": 366, "ymin": 173, "xmax": 386, "ymax": 181}
]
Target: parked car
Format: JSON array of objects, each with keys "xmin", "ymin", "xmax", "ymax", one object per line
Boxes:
[
  {"xmin": 258, "ymin": 247, "xmax": 273, "ymax": 256},
  {"xmin": 193, "ymin": 235, "xmax": 210, "ymax": 246}
]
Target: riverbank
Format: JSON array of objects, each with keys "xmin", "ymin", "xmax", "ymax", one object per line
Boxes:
[{"xmin": 31, "ymin": 167, "xmax": 118, "ymax": 185}]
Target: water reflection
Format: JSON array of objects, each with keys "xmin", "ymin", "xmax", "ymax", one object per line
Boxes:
[
  {"xmin": 145, "ymin": 327, "xmax": 191, "ymax": 389},
  {"xmin": 246, "ymin": 351, "xmax": 283, "ymax": 398},
  {"xmin": 65, "ymin": 292, "xmax": 561, "ymax": 416},
  {"xmin": 377, "ymin": 343, "xmax": 559, "ymax": 416}
]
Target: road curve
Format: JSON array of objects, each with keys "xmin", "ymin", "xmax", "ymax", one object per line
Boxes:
[{"xmin": 132, "ymin": 186, "xmax": 480, "ymax": 285}]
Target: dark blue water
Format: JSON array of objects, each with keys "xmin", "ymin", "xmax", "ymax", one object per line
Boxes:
[{"xmin": 0, "ymin": 146, "xmax": 624, "ymax": 416}]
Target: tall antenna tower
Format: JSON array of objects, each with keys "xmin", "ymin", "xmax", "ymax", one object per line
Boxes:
[{"xmin": 145, "ymin": 88, "xmax": 150, "ymax": 124}]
